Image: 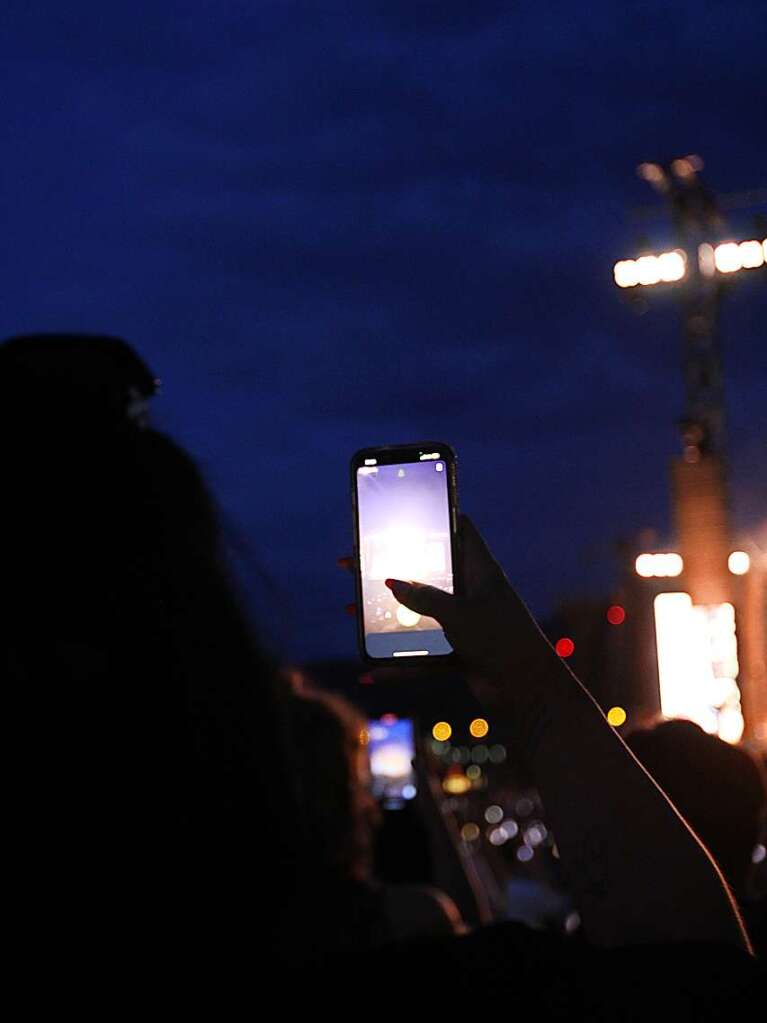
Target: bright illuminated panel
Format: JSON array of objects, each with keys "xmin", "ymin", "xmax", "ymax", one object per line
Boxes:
[{"xmin": 653, "ymin": 594, "xmax": 744, "ymax": 743}]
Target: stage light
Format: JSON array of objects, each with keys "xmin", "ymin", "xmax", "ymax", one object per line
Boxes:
[
  {"xmin": 728, "ymin": 551, "xmax": 750, "ymax": 575},
  {"xmin": 635, "ymin": 552, "xmax": 683, "ymax": 577}
]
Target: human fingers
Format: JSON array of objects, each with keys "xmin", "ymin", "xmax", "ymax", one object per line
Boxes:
[{"xmin": 384, "ymin": 578, "xmax": 458, "ymax": 632}]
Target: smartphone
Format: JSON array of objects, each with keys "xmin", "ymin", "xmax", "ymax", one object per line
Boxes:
[
  {"xmin": 367, "ymin": 716, "xmax": 416, "ymax": 809},
  {"xmin": 351, "ymin": 442, "xmax": 458, "ymax": 662}
]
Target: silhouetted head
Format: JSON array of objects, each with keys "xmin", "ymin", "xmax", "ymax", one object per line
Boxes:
[
  {"xmin": 626, "ymin": 719, "xmax": 767, "ymax": 898},
  {"xmin": 1, "ymin": 332, "xmax": 158, "ymax": 430},
  {"xmin": 2, "ymin": 338, "xmax": 298, "ymax": 956},
  {"xmin": 286, "ymin": 682, "xmax": 380, "ymax": 882}
]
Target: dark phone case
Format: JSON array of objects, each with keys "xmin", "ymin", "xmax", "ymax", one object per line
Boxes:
[{"xmin": 350, "ymin": 442, "xmax": 459, "ymax": 666}]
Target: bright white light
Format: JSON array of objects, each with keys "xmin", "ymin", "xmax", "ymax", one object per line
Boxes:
[
  {"xmin": 636, "ymin": 552, "xmax": 684, "ymax": 577},
  {"xmin": 402, "ymin": 784, "xmax": 417, "ymax": 800},
  {"xmin": 614, "ymin": 250, "xmax": 686, "ymax": 288},
  {"xmin": 739, "ymin": 240, "xmax": 764, "ymax": 269},
  {"xmin": 653, "ymin": 594, "xmax": 743, "ymax": 743},
  {"xmin": 614, "ymin": 259, "xmax": 639, "ymax": 288},
  {"xmin": 714, "ymin": 242, "xmax": 742, "ymax": 273},
  {"xmin": 636, "ymin": 255, "xmax": 661, "ymax": 285},
  {"xmin": 664, "ymin": 553, "xmax": 684, "ymax": 577},
  {"xmin": 636, "ymin": 554, "xmax": 655, "ymax": 577},
  {"xmin": 657, "ymin": 250, "xmax": 686, "ymax": 282},
  {"xmin": 370, "ymin": 746, "xmax": 413, "ymax": 779},
  {"xmin": 395, "ymin": 603, "xmax": 421, "ymax": 627},
  {"xmin": 368, "ymin": 526, "xmax": 445, "ymax": 580},
  {"xmin": 728, "ymin": 551, "xmax": 750, "ymax": 575}
]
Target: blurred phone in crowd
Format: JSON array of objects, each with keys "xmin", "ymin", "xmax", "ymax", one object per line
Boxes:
[{"xmin": 367, "ymin": 716, "xmax": 416, "ymax": 810}]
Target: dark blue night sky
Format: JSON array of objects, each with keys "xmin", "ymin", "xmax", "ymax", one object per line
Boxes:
[{"xmin": 3, "ymin": 1, "xmax": 765, "ymax": 661}]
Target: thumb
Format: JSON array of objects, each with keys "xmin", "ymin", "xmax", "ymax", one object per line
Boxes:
[{"xmin": 385, "ymin": 578, "xmax": 457, "ymax": 630}]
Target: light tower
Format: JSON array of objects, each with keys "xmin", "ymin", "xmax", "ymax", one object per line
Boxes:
[{"xmin": 613, "ymin": 156, "xmax": 766, "ymax": 746}]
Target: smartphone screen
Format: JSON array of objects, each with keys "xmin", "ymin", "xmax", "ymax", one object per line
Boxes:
[
  {"xmin": 367, "ymin": 716, "xmax": 416, "ymax": 808},
  {"xmin": 352, "ymin": 443, "xmax": 456, "ymax": 660}
]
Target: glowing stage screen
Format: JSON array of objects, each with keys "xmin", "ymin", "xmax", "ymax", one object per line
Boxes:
[{"xmin": 653, "ymin": 593, "xmax": 743, "ymax": 743}]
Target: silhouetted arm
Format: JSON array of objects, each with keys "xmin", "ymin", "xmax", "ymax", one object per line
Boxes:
[{"xmin": 386, "ymin": 516, "xmax": 751, "ymax": 953}]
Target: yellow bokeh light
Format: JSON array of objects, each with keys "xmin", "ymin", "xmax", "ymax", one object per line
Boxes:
[
  {"xmin": 466, "ymin": 764, "xmax": 482, "ymax": 780},
  {"xmin": 469, "ymin": 718, "xmax": 489, "ymax": 739},
  {"xmin": 460, "ymin": 822, "xmax": 480, "ymax": 841},
  {"xmin": 432, "ymin": 721, "xmax": 452, "ymax": 742},
  {"xmin": 444, "ymin": 773, "xmax": 471, "ymax": 795},
  {"xmin": 607, "ymin": 706, "xmax": 627, "ymax": 727}
]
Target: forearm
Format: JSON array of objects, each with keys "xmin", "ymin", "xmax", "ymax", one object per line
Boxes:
[{"xmin": 487, "ymin": 647, "xmax": 751, "ymax": 951}]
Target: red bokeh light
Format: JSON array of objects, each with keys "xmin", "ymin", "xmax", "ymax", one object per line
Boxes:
[
  {"xmin": 380, "ymin": 712, "xmax": 398, "ymax": 725},
  {"xmin": 555, "ymin": 637, "xmax": 575, "ymax": 658},
  {"xmin": 607, "ymin": 605, "xmax": 626, "ymax": 625}
]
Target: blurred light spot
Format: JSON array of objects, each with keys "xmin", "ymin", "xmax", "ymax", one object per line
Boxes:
[
  {"xmin": 470, "ymin": 717, "xmax": 489, "ymax": 738},
  {"xmin": 564, "ymin": 911, "xmax": 581, "ymax": 934},
  {"xmin": 515, "ymin": 797, "xmax": 534, "ymax": 817},
  {"xmin": 432, "ymin": 721, "xmax": 452, "ymax": 742},
  {"xmin": 607, "ymin": 706, "xmax": 627, "ymax": 727},
  {"xmin": 471, "ymin": 745, "xmax": 488, "ymax": 764},
  {"xmin": 358, "ymin": 728, "xmax": 369, "ymax": 746},
  {"xmin": 517, "ymin": 845, "xmax": 534, "ymax": 863},
  {"xmin": 466, "ymin": 764, "xmax": 482, "ymax": 781},
  {"xmin": 728, "ymin": 551, "xmax": 750, "ymax": 575},
  {"xmin": 489, "ymin": 827, "xmax": 509, "ymax": 846},
  {"xmin": 524, "ymin": 823, "xmax": 547, "ymax": 847},
  {"xmin": 396, "ymin": 603, "xmax": 421, "ymax": 627},
  {"xmin": 714, "ymin": 242, "xmax": 742, "ymax": 273},
  {"xmin": 607, "ymin": 605, "xmax": 626, "ymax": 625},
  {"xmin": 456, "ymin": 746, "xmax": 471, "ymax": 764},
  {"xmin": 739, "ymin": 239, "xmax": 764, "ymax": 268},
  {"xmin": 635, "ymin": 552, "xmax": 683, "ymax": 577},
  {"xmin": 753, "ymin": 844, "xmax": 766, "ymax": 865},
  {"xmin": 402, "ymin": 784, "xmax": 416, "ymax": 800},
  {"xmin": 488, "ymin": 744, "xmax": 507, "ymax": 763},
  {"xmin": 503, "ymin": 819, "xmax": 519, "ymax": 838},
  {"xmin": 555, "ymin": 637, "xmax": 575, "ymax": 658},
  {"xmin": 485, "ymin": 805, "xmax": 504, "ymax": 824},
  {"xmin": 381, "ymin": 713, "xmax": 397, "ymax": 726},
  {"xmin": 461, "ymin": 822, "xmax": 480, "ymax": 842},
  {"xmin": 444, "ymin": 773, "xmax": 471, "ymax": 795}
]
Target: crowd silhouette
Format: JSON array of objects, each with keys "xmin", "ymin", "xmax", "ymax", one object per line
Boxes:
[{"xmin": 3, "ymin": 332, "xmax": 763, "ymax": 1009}]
